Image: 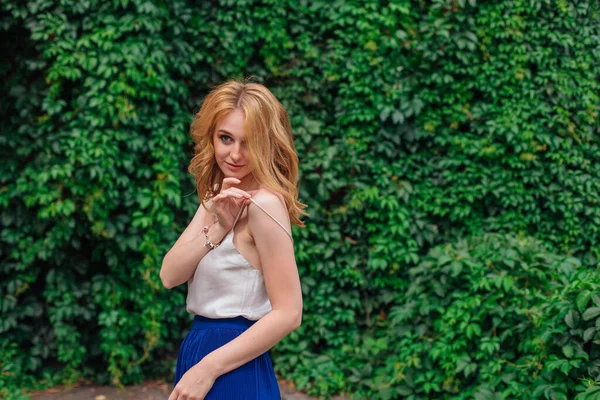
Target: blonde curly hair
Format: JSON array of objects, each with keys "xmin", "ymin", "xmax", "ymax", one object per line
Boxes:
[{"xmin": 188, "ymin": 79, "xmax": 308, "ymax": 227}]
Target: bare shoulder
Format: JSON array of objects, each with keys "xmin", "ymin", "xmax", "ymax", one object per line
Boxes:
[
  {"xmin": 247, "ymin": 188, "xmax": 292, "ymax": 236},
  {"xmin": 249, "ymin": 188, "xmax": 287, "ymax": 211}
]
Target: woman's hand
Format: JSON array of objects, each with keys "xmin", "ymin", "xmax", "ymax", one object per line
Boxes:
[
  {"xmin": 210, "ymin": 177, "xmax": 252, "ymax": 232},
  {"xmin": 168, "ymin": 359, "xmax": 218, "ymax": 400}
]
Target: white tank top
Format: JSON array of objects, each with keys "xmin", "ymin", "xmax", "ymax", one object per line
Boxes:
[{"xmin": 186, "ymin": 197, "xmax": 293, "ymax": 320}]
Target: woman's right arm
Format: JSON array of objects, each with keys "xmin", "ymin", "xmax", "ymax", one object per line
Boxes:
[{"xmin": 159, "ymin": 202, "xmax": 227, "ymax": 289}]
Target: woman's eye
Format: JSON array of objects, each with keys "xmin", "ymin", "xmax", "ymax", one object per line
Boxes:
[{"xmin": 220, "ymin": 135, "xmax": 231, "ymax": 142}]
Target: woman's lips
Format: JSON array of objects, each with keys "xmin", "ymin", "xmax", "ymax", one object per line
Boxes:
[{"xmin": 226, "ymin": 162, "xmax": 244, "ymax": 169}]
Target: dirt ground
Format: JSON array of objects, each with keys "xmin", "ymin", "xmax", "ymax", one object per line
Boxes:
[{"xmin": 26, "ymin": 378, "xmax": 349, "ymax": 400}]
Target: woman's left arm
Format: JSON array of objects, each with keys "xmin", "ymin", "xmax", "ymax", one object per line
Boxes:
[{"xmin": 203, "ymin": 192, "xmax": 302, "ymax": 376}]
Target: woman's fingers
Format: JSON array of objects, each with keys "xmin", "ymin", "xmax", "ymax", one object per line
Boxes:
[
  {"xmin": 227, "ymin": 187, "xmax": 252, "ymax": 198},
  {"xmin": 213, "ymin": 188, "xmax": 251, "ymax": 202},
  {"xmin": 221, "ymin": 177, "xmax": 241, "ymax": 190},
  {"xmin": 213, "ymin": 192, "xmax": 241, "ymax": 203},
  {"xmin": 220, "ymin": 178, "xmax": 252, "ymax": 197}
]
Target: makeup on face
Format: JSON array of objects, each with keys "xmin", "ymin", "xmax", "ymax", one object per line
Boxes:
[
  {"xmin": 214, "ymin": 109, "xmax": 251, "ymax": 178},
  {"xmin": 225, "ymin": 161, "xmax": 244, "ymax": 170},
  {"xmin": 217, "ymin": 130, "xmax": 246, "ymax": 166}
]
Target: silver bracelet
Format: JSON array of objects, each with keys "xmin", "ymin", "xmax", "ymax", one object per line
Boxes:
[{"xmin": 202, "ymin": 224, "xmax": 220, "ymax": 250}]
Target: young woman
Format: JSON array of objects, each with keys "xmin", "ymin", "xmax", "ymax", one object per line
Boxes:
[{"xmin": 160, "ymin": 79, "xmax": 307, "ymax": 400}]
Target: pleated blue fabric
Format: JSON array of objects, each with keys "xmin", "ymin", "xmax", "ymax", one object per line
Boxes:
[{"xmin": 174, "ymin": 315, "xmax": 281, "ymax": 399}]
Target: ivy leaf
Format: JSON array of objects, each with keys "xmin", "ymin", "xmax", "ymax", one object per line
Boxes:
[
  {"xmin": 561, "ymin": 344, "xmax": 574, "ymax": 358},
  {"xmin": 576, "ymin": 385, "xmax": 600, "ymax": 400},
  {"xmin": 456, "ymin": 357, "xmax": 471, "ymax": 373},
  {"xmin": 450, "ymin": 261, "xmax": 463, "ymax": 277},
  {"xmin": 583, "ymin": 327, "xmax": 596, "ymax": 343},
  {"xmin": 392, "ymin": 110, "xmax": 404, "ymax": 124},
  {"xmin": 379, "ymin": 107, "xmax": 391, "ymax": 122},
  {"xmin": 564, "ymin": 309, "xmax": 579, "ymax": 329},
  {"xmin": 532, "ymin": 385, "xmax": 550, "ymax": 398},
  {"xmin": 547, "ymin": 359, "xmax": 572, "ymax": 375},
  {"xmin": 576, "ymin": 290, "xmax": 591, "ymax": 312},
  {"xmin": 437, "ymin": 254, "xmax": 452, "ymax": 266},
  {"xmin": 583, "ymin": 307, "xmax": 600, "ymax": 321}
]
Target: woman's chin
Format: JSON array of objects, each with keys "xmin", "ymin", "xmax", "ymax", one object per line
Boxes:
[{"xmin": 223, "ymin": 170, "xmax": 249, "ymax": 179}]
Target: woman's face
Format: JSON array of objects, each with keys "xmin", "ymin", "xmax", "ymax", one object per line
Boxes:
[{"xmin": 213, "ymin": 108, "xmax": 252, "ymax": 179}]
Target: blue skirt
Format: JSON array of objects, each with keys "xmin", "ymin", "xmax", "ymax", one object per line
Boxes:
[{"xmin": 174, "ymin": 315, "xmax": 281, "ymax": 399}]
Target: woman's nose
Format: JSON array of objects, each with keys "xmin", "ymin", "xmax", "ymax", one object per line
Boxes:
[{"xmin": 230, "ymin": 145, "xmax": 241, "ymax": 159}]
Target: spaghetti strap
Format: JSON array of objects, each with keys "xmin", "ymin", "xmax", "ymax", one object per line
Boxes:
[
  {"xmin": 231, "ymin": 201, "xmax": 245, "ymax": 227},
  {"xmin": 248, "ymin": 198, "xmax": 293, "ymax": 242}
]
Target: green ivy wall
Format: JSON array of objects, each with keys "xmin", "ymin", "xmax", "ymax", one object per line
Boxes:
[{"xmin": 1, "ymin": 1, "xmax": 599, "ymax": 399}]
